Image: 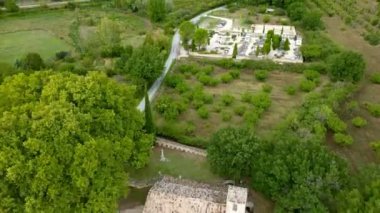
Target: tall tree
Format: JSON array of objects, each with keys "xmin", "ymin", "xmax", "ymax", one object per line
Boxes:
[
  {"xmin": 144, "ymin": 85, "xmax": 155, "ymax": 134},
  {"xmin": 148, "ymin": 0, "xmax": 166, "ymax": 22},
  {"xmin": 0, "ymin": 71, "xmax": 153, "ymax": 212},
  {"xmin": 179, "ymin": 21, "xmax": 196, "ymax": 49},
  {"xmin": 207, "ymin": 127, "xmax": 263, "ymax": 180},
  {"xmin": 126, "ymin": 44, "xmax": 165, "ymax": 84},
  {"xmin": 232, "ymin": 43, "xmax": 238, "ymax": 59},
  {"xmin": 329, "ymin": 51, "xmax": 366, "ymax": 83},
  {"xmin": 284, "ymin": 38, "xmax": 290, "ymax": 51},
  {"xmin": 193, "ymin": 28, "xmax": 209, "ymax": 50}
]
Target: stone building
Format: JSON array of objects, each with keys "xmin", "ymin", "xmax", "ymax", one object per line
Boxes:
[{"xmin": 143, "ymin": 176, "xmax": 249, "ymax": 213}]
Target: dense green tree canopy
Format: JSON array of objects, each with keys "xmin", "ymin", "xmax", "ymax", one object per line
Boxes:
[
  {"xmin": 329, "ymin": 51, "xmax": 366, "ymax": 83},
  {"xmin": 0, "ymin": 71, "xmax": 153, "ymax": 212},
  {"xmin": 179, "ymin": 21, "xmax": 196, "ymax": 48},
  {"xmin": 337, "ymin": 165, "xmax": 380, "ymax": 212},
  {"xmin": 207, "ymin": 127, "xmax": 262, "ymax": 180},
  {"xmin": 193, "ymin": 28, "xmax": 209, "ymax": 50},
  {"xmin": 148, "ymin": 0, "xmax": 167, "ymax": 22},
  {"xmin": 126, "ymin": 44, "xmax": 165, "ymax": 85}
]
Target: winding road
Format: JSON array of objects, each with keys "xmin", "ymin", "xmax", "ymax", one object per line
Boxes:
[{"xmin": 137, "ymin": 6, "xmax": 227, "ymax": 111}]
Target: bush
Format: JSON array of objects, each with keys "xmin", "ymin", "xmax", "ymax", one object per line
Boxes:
[
  {"xmin": 351, "ymin": 116, "xmax": 367, "ymax": 128},
  {"xmin": 370, "ymin": 73, "xmax": 380, "ymax": 84},
  {"xmin": 165, "ymin": 74, "xmax": 184, "ymax": 88},
  {"xmin": 262, "ymin": 84, "xmax": 273, "ymax": 93},
  {"xmin": 334, "ymin": 133, "xmax": 354, "ymax": 145},
  {"xmin": 327, "ymin": 115, "xmax": 347, "ymax": 133},
  {"xmin": 197, "ymin": 106, "xmax": 209, "ymax": 119},
  {"xmin": 156, "ymin": 96, "xmax": 187, "ymax": 120},
  {"xmin": 364, "ymin": 33, "xmax": 380, "ymax": 46},
  {"xmin": 229, "ymin": 69, "xmax": 241, "ymax": 79},
  {"xmin": 263, "ymin": 15, "xmax": 271, "ymax": 23},
  {"xmin": 241, "ymin": 92, "xmax": 253, "ymax": 103},
  {"xmin": 299, "ymin": 79, "xmax": 317, "ymax": 92},
  {"xmin": 255, "ymin": 70, "xmax": 269, "ymax": 81},
  {"xmin": 198, "ymin": 74, "xmax": 219, "ymax": 86},
  {"xmin": 55, "ymin": 51, "xmax": 70, "ymax": 60},
  {"xmin": 184, "ymin": 122, "xmax": 196, "ymax": 136},
  {"xmin": 234, "ymin": 105, "xmax": 247, "ymax": 116},
  {"xmin": 17, "ymin": 53, "xmax": 45, "ymax": 71},
  {"xmin": 177, "ymin": 63, "xmax": 199, "ymax": 74},
  {"xmin": 213, "ymin": 103, "xmax": 223, "ymax": 113},
  {"xmin": 220, "ymin": 73, "xmax": 234, "ymax": 83},
  {"xmin": 221, "ymin": 94, "xmax": 235, "ymax": 106},
  {"xmin": 304, "ymin": 69, "xmax": 320, "ymax": 82},
  {"xmin": 221, "ymin": 111, "xmax": 233, "ymax": 121},
  {"xmin": 285, "ymin": 85, "xmax": 297, "ymax": 95},
  {"xmin": 251, "ymin": 92, "xmax": 271, "ymax": 110},
  {"xmin": 370, "ymin": 141, "xmax": 380, "ymax": 154},
  {"xmin": 365, "ymin": 103, "xmax": 380, "ymax": 117},
  {"xmin": 176, "ymin": 82, "xmax": 191, "ymax": 94},
  {"xmin": 243, "ymin": 110, "xmax": 260, "ymax": 125},
  {"xmin": 328, "ymin": 51, "xmax": 366, "ymax": 83}
]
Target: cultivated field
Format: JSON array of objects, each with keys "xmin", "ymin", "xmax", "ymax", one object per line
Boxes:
[
  {"xmin": 154, "ymin": 58, "xmax": 327, "ymax": 145},
  {"xmin": 322, "ymin": 15, "xmax": 380, "ymax": 168}
]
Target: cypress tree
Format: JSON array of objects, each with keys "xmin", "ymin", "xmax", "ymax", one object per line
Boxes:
[
  {"xmin": 284, "ymin": 38, "xmax": 290, "ymax": 51},
  {"xmin": 144, "ymin": 86, "xmax": 155, "ymax": 134},
  {"xmin": 232, "ymin": 43, "xmax": 238, "ymax": 59}
]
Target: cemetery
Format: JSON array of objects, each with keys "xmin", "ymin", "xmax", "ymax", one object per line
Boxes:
[{"xmin": 193, "ymin": 15, "xmax": 303, "ymax": 63}]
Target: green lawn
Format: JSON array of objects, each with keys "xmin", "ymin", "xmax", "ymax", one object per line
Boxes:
[
  {"xmin": 0, "ymin": 30, "xmax": 72, "ymax": 64},
  {"xmin": 129, "ymin": 147, "xmax": 220, "ymax": 184}
]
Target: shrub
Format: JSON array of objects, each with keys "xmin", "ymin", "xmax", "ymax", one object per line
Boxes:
[
  {"xmin": 221, "ymin": 73, "xmax": 234, "ymax": 83},
  {"xmin": 263, "ymin": 15, "xmax": 271, "ymax": 23},
  {"xmin": 221, "ymin": 94, "xmax": 235, "ymax": 106},
  {"xmin": 365, "ymin": 103, "xmax": 380, "ymax": 117},
  {"xmin": 327, "ymin": 115, "xmax": 347, "ymax": 133},
  {"xmin": 198, "ymin": 74, "xmax": 219, "ymax": 86},
  {"xmin": 370, "ymin": 73, "xmax": 380, "ymax": 84},
  {"xmin": 299, "ymin": 79, "xmax": 316, "ymax": 92},
  {"xmin": 176, "ymin": 82, "xmax": 191, "ymax": 94},
  {"xmin": 221, "ymin": 111, "xmax": 233, "ymax": 121},
  {"xmin": 346, "ymin": 101, "xmax": 359, "ymax": 112},
  {"xmin": 251, "ymin": 92, "xmax": 271, "ymax": 110},
  {"xmin": 165, "ymin": 75, "xmax": 184, "ymax": 88},
  {"xmin": 304, "ymin": 69, "xmax": 320, "ymax": 82},
  {"xmin": 234, "ymin": 105, "xmax": 247, "ymax": 116},
  {"xmin": 18, "ymin": 53, "xmax": 45, "ymax": 71},
  {"xmin": 201, "ymin": 65, "xmax": 214, "ymax": 75},
  {"xmin": 177, "ymin": 63, "xmax": 198, "ymax": 74},
  {"xmin": 285, "ymin": 85, "xmax": 297, "ymax": 95},
  {"xmin": 364, "ymin": 33, "xmax": 380, "ymax": 46},
  {"xmin": 241, "ymin": 92, "xmax": 253, "ymax": 103},
  {"xmin": 243, "ymin": 110, "xmax": 260, "ymax": 125},
  {"xmin": 334, "ymin": 133, "xmax": 354, "ymax": 145},
  {"xmin": 262, "ymin": 84, "xmax": 273, "ymax": 93},
  {"xmin": 184, "ymin": 122, "xmax": 196, "ymax": 136},
  {"xmin": 213, "ymin": 103, "xmax": 223, "ymax": 113},
  {"xmin": 155, "ymin": 96, "xmax": 187, "ymax": 120},
  {"xmin": 229, "ymin": 69, "xmax": 241, "ymax": 79},
  {"xmin": 351, "ymin": 116, "xmax": 367, "ymax": 128},
  {"xmin": 255, "ymin": 70, "xmax": 269, "ymax": 81},
  {"xmin": 55, "ymin": 51, "xmax": 70, "ymax": 60},
  {"xmin": 197, "ymin": 106, "xmax": 209, "ymax": 119},
  {"xmin": 370, "ymin": 141, "xmax": 380, "ymax": 154}
]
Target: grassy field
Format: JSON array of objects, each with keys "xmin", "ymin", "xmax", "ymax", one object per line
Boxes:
[
  {"xmin": 0, "ymin": 30, "xmax": 71, "ymax": 63},
  {"xmin": 0, "ymin": 8, "xmax": 152, "ymax": 63},
  {"xmin": 128, "ymin": 147, "xmax": 220, "ymax": 183},
  {"xmin": 154, "ymin": 58, "xmax": 326, "ymax": 145}
]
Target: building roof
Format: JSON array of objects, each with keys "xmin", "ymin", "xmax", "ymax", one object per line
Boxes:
[{"xmin": 227, "ymin": 186, "xmax": 248, "ymax": 204}]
